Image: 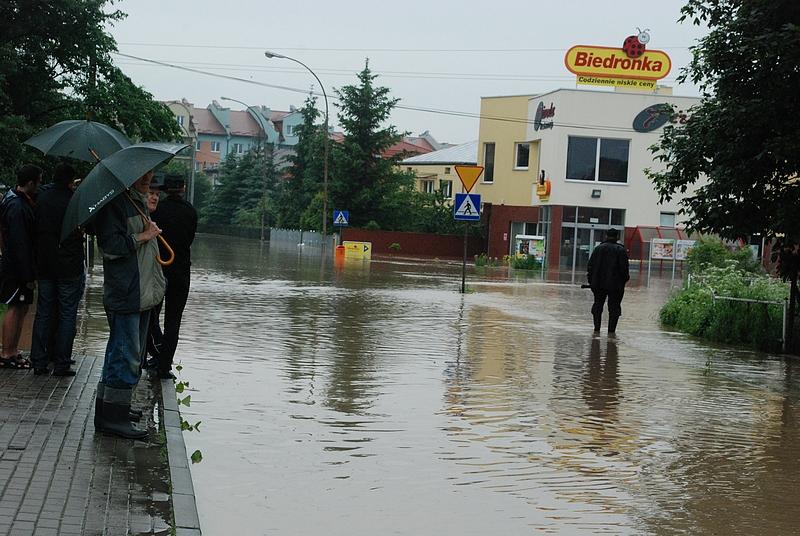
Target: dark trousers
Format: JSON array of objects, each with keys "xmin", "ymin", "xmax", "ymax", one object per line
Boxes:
[
  {"xmin": 30, "ymin": 274, "xmax": 85, "ymax": 371},
  {"xmin": 591, "ymin": 287, "xmax": 624, "ymax": 331},
  {"xmin": 151, "ymin": 271, "xmax": 190, "ymax": 373}
]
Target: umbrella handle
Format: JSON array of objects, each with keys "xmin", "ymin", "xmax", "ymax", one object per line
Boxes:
[{"xmin": 157, "ymin": 235, "xmax": 175, "ymax": 266}]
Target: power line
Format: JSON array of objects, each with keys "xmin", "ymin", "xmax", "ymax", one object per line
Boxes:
[
  {"xmin": 112, "ymin": 52, "xmax": 678, "ymax": 134},
  {"xmin": 118, "ymin": 42, "xmax": 691, "ymax": 53}
]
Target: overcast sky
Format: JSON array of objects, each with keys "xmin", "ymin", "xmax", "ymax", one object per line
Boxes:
[{"xmin": 109, "ymin": 0, "xmax": 708, "ymax": 144}]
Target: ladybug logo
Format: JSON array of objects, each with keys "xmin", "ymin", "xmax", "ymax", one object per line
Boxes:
[{"xmin": 622, "ymin": 28, "xmax": 650, "ymax": 59}]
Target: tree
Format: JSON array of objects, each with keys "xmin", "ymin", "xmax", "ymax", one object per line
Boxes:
[
  {"xmin": 276, "ymin": 95, "xmax": 325, "ymax": 230},
  {"xmin": 331, "ymin": 60, "xmax": 409, "ymax": 229},
  {"xmin": 647, "ymin": 0, "xmax": 800, "ymax": 351},
  {"xmin": 0, "ymin": 1, "xmax": 180, "ymax": 185}
]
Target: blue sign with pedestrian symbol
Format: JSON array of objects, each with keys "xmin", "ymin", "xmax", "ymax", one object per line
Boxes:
[
  {"xmin": 453, "ymin": 193, "xmax": 481, "ymax": 221},
  {"xmin": 333, "ymin": 210, "xmax": 349, "ymax": 227}
]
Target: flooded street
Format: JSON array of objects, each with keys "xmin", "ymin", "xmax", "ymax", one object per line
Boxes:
[{"xmin": 76, "ymin": 235, "xmax": 800, "ymax": 535}]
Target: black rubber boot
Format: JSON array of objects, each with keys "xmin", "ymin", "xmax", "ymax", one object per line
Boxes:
[
  {"xmin": 608, "ymin": 315, "xmax": 620, "ymax": 334},
  {"xmin": 129, "ymin": 408, "xmax": 142, "ymax": 422},
  {"xmin": 593, "ymin": 313, "xmax": 602, "ymax": 332},
  {"xmin": 98, "ymin": 402, "xmax": 148, "ymax": 440},
  {"xmin": 94, "ymin": 397, "xmax": 103, "ymax": 429}
]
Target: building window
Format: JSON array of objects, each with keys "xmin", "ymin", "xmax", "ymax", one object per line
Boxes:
[
  {"xmin": 175, "ymin": 115, "xmax": 184, "ymax": 126},
  {"xmin": 660, "ymin": 212, "xmax": 676, "ymax": 227},
  {"xmin": 515, "ymin": 143, "xmax": 530, "ymax": 169},
  {"xmin": 194, "ymin": 161, "xmax": 201, "ymax": 171},
  {"xmin": 421, "ymin": 180, "xmax": 435, "ymax": 194},
  {"xmin": 566, "ymin": 137, "xmax": 630, "ymax": 183},
  {"xmin": 444, "ymin": 167, "xmax": 451, "ymax": 175},
  {"xmin": 194, "ymin": 140, "xmax": 201, "ymax": 151},
  {"xmin": 211, "ymin": 141, "xmax": 221, "ymax": 153},
  {"xmin": 440, "ymin": 180, "xmax": 453, "ymax": 199},
  {"xmin": 286, "ymin": 125, "xmax": 294, "ymax": 136},
  {"xmin": 233, "ymin": 143, "xmax": 244, "ymax": 154},
  {"xmin": 483, "ymin": 142, "xmax": 495, "ymax": 183}
]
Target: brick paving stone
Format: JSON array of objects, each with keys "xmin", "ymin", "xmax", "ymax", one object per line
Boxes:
[{"xmin": 0, "ymin": 353, "xmax": 193, "ymax": 534}]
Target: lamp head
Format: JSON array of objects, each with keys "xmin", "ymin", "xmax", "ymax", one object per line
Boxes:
[{"xmin": 264, "ymin": 51, "xmax": 285, "ymax": 59}]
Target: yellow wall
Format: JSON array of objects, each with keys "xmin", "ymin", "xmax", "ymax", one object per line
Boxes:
[
  {"xmin": 404, "ymin": 163, "xmax": 460, "ymax": 204},
  {"xmin": 475, "ymin": 95, "xmax": 539, "ymax": 206}
]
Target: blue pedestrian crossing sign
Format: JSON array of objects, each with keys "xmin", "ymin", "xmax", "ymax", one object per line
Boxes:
[
  {"xmin": 333, "ymin": 210, "xmax": 349, "ymax": 227},
  {"xmin": 453, "ymin": 193, "xmax": 481, "ymax": 221}
]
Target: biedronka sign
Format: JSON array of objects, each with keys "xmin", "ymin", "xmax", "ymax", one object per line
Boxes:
[{"xmin": 564, "ymin": 29, "xmax": 671, "ymax": 91}]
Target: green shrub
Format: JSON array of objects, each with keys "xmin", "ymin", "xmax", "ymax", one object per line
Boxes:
[
  {"xmin": 474, "ymin": 253, "xmax": 501, "ymax": 267},
  {"xmin": 388, "ymin": 242, "xmax": 401, "ymax": 251},
  {"xmin": 510, "ymin": 255, "xmax": 542, "ymax": 271},
  {"xmin": 687, "ymin": 237, "xmax": 761, "ymax": 274},
  {"xmin": 365, "ymin": 220, "xmax": 381, "ymax": 230},
  {"xmin": 661, "ymin": 263, "xmax": 788, "ymax": 351}
]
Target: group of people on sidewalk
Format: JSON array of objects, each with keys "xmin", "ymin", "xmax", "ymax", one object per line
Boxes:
[{"xmin": 0, "ymin": 163, "xmax": 197, "ymax": 440}]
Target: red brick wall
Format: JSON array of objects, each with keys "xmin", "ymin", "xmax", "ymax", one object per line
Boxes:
[
  {"xmin": 485, "ymin": 204, "xmax": 540, "ymax": 258},
  {"xmin": 340, "ymin": 228, "xmax": 483, "ymax": 259},
  {"xmin": 547, "ymin": 205, "xmax": 564, "ymax": 271}
]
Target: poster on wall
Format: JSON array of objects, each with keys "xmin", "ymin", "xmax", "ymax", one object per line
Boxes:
[
  {"xmin": 675, "ymin": 239, "xmax": 696, "ymax": 261},
  {"xmin": 651, "ymin": 238, "xmax": 675, "ymax": 260}
]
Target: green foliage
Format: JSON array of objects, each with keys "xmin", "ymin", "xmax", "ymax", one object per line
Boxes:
[
  {"xmin": 190, "ymin": 450, "xmax": 203, "ymax": 464},
  {"xmin": 474, "ymin": 253, "xmax": 502, "ymax": 267},
  {"xmin": 661, "ymin": 264, "xmax": 789, "ymax": 351},
  {"xmin": 201, "ymin": 147, "xmax": 279, "ymax": 226},
  {"xmin": 0, "ymin": 1, "xmax": 181, "ymax": 185},
  {"xmin": 364, "ymin": 220, "xmax": 381, "ymax": 231},
  {"xmin": 331, "ymin": 61, "xmax": 410, "ymax": 229},
  {"xmin": 388, "ymin": 242, "xmax": 401, "ymax": 251},
  {"xmin": 275, "ymin": 94, "xmax": 325, "ymax": 229},
  {"xmin": 686, "ymin": 238, "xmax": 761, "ymax": 274},
  {"xmin": 509, "ymin": 255, "xmax": 542, "ymax": 271}
]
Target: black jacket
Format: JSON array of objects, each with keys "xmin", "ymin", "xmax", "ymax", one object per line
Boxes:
[
  {"xmin": 151, "ymin": 196, "xmax": 197, "ymax": 275},
  {"xmin": 34, "ymin": 183, "xmax": 85, "ymax": 280},
  {"xmin": 0, "ymin": 188, "xmax": 36, "ymax": 283},
  {"xmin": 587, "ymin": 239, "xmax": 630, "ymax": 290}
]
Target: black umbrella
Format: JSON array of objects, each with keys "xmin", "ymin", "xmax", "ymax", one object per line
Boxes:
[
  {"xmin": 61, "ymin": 142, "xmax": 189, "ymax": 264},
  {"xmin": 24, "ymin": 120, "xmax": 131, "ymax": 162}
]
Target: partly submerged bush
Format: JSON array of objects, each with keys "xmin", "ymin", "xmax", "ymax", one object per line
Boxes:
[
  {"xmin": 661, "ymin": 264, "xmax": 788, "ymax": 351},
  {"xmin": 509, "ymin": 254, "xmax": 542, "ymax": 271},
  {"xmin": 474, "ymin": 253, "xmax": 502, "ymax": 267},
  {"xmin": 686, "ymin": 237, "xmax": 762, "ymax": 274}
]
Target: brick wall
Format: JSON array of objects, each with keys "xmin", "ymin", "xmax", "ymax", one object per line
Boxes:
[
  {"xmin": 485, "ymin": 204, "xmax": 540, "ymax": 259},
  {"xmin": 340, "ymin": 228, "xmax": 483, "ymax": 259}
]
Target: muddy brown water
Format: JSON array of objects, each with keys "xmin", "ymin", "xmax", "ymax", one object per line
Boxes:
[{"xmin": 73, "ymin": 235, "xmax": 799, "ymax": 535}]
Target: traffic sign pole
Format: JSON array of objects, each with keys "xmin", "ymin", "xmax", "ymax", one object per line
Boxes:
[{"xmin": 462, "ymin": 222, "xmax": 468, "ymax": 294}]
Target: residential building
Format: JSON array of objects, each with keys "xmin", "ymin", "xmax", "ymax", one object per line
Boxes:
[
  {"xmin": 475, "ymin": 88, "xmax": 701, "ymax": 272},
  {"xmin": 401, "ymin": 141, "xmax": 479, "ymax": 202}
]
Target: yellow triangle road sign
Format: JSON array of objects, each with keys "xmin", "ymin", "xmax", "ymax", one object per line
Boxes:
[{"xmin": 454, "ymin": 165, "xmax": 484, "ymax": 193}]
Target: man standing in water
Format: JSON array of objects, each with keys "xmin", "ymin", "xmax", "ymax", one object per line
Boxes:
[{"xmin": 587, "ymin": 228, "xmax": 630, "ymax": 335}]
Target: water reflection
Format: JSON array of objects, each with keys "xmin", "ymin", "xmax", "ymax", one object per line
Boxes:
[{"xmin": 92, "ymin": 235, "xmax": 800, "ymax": 536}]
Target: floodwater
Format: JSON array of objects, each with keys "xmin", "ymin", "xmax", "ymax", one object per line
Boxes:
[{"xmin": 76, "ymin": 235, "xmax": 800, "ymax": 536}]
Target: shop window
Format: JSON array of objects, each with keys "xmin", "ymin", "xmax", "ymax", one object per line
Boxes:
[
  {"xmin": 440, "ymin": 180, "xmax": 453, "ymax": 199},
  {"xmin": 611, "ymin": 209, "xmax": 626, "ymax": 226},
  {"xmin": 515, "ymin": 143, "xmax": 530, "ymax": 169},
  {"xmin": 421, "ymin": 180, "xmax": 435, "ymax": 194},
  {"xmin": 577, "ymin": 206, "xmax": 612, "ymax": 225},
  {"xmin": 566, "ymin": 137, "xmax": 630, "ymax": 183},
  {"xmin": 483, "ymin": 142, "xmax": 495, "ymax": 183},
  {"xmin": 562, "ymin": 206, "xmax": 577, "ymax": 223},
  {"xmin": 660, "ymin": 212, "xmax": 676, "ymax": 227}
]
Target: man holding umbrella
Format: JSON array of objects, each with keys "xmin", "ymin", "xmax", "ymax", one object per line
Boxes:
[{"xmin": 94, "ymin": 170, "xmax": 165, "ymax": 439}]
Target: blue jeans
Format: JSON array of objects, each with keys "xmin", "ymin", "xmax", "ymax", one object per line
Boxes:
[
  {"xmin": 101, "ymin": 310, "xmax": 150, "ymax": 403},
  {"xmin": 30, "ymin": 275, "xmax": 85, "ymax": 370}
]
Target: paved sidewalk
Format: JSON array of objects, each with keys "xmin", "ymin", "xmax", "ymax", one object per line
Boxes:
[{"xmin": 0, "ymin": 354, "xmax": 180, "ymax": 535}]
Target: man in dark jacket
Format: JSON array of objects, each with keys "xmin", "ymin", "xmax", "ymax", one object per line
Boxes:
[
  {"xmin": 587, "ymin": 228, "xmax": 630, "ymax": 334},
  {"xmin": 94, "ymin": 170, "xmax": 165, "ymax": 440},
  {"xmin": 30, "ymin": 163, "xmax": 85, "ymax": 376},
  {"xmin": 150, "ymin": 174, "xmax": 197, "ymax": 379},
  {"xmin": 0, "ymin": 165, "xmax": 42, "ymax": 369}
]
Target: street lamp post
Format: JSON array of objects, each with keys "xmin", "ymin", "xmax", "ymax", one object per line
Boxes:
[
  {"xmin": 220, "ymin": 96, "xmax": 271, "ymax": 241},
  {"xmin": 170, "ymin": 101, "xmax": 197, "ymax": 205},
  {"xmin": 264, "ymin": 50, "xmax": 330, "ymax": 242}
]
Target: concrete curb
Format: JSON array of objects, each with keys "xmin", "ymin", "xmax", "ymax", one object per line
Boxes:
[{"xmin": 161, "ymin": 378, "xmax": 202, "ymax": 536}]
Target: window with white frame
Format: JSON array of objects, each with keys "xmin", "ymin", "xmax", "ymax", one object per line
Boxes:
[
  {"xmin": 515, "ymin": 142, "xmax": 530, "ymax": 169},
  {"xmin": 566, "ymin": 136, "xmax": 630, "ymax": 183},
  {"xmin": 210, "ymin": 141, "xmax": 221, "ymax": 153},
  {"xmin": 660, "ymin": 212, "xmax": 677, "ymax": 227},
  {"xmin": 483, "ymin": 142, "xmax": 495, "ymax": 182},
  {"xmin": 195, "ymin": 140, "xmax": 201, "ymax": 151},
  {"xmin": 175, "ymin": 115, "xmax": 184, "ymax": 126},
  {"xmin": 286, "ymin": 125, "xmax": 295, "ymax": 136},
  {"xmin": 421, "ymin": 180, "xmax": 435, "ymax": 194},
  {"xmin": 233, "ymin": 143, "xmax": 244, "ymax": 154},
  {"xmin": 440, "ymin": 180, "xmax": 453, "ymax": 199}
]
